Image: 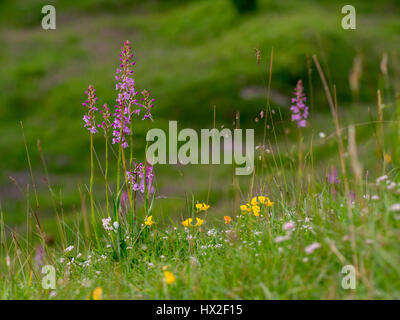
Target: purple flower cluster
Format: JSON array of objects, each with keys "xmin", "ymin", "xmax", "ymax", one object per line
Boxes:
[
  {"xmin": 82, "ymin": 85, "xmax": 98, "ymax": 134},
  {"xmin": 327, "ymin": 166, "xmax": 339, "ymax": 185},
  {"xmin": 82, "ymin": 41, "xmax": 156, "ymax": 146},
  {"xmin": 290, "ymin": 80, "xmax": 309, "ymax": 128},
  {"xmin": 98, "ymin": 103, "xmax": 111, "ymax": 135},
  {"xmin": 112, "ymin": 40, "xmax": 139, "ymax": 149},
  {"xmin": 34, "ymin": 244, "xmax": 44, "ymax": 269},
  {"xmin": 137, "ymin": 89, "xmax": 155, "ymax": 121},
  {"xmin": 127, "ymin": 162, "xmax": 155, "ymax": 194}
]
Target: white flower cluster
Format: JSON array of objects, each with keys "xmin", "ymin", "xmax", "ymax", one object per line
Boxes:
[
  {"xmin": 376, "ymin": 175, "xmax": 400, "ymax": 192},
  {"xmin": 102, "ymin": 217, "xmax": 119, "ymax": 232}
]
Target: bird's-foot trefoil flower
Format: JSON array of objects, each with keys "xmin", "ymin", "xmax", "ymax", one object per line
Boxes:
[
  {"xmin": 145, "ymin": 216, "xmax": 154, "ymax": 226},
  {"xmin": 195, "ymin": 203, "xmax": 210, "ymax": 212}
]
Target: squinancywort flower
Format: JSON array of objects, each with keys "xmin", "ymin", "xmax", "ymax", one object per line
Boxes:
[
  {"xmin": 195, "ymin": 203, "xmax": 210, "ymax": 212},
  {"xmin": 290, "ymin": 80, "xmax": 309, "ymax": 128},
  {"xmin": 144, "ymin": 215, "xmax": 154, "ymax": 226},
  {"xmin": 163, "ymin": 271, "xmax": 176, "ymax": 285}
]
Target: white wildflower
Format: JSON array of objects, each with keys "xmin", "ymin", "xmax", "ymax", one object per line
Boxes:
[
  {"xmin": 387, "ymin": 182, "xmax": 396, "ymax": 190},
  {"xmin": 113, "ymin": 221, "xmax": 119, "ymax": 230},
  {"xmin": 305, "ymin": 242, "xmax": 321, "ymax": 254},
  {"xmin": 283, "ymin": 221, "xmax": 295, "ymax": 231},
  {"xmin": 64, "ymin": 245, "xmax": 74, "ymax": 253},
  {"xmin": 274, "ymin": 235, "xmax": 290, "ymax": 243},
  {"xmin": 102, "ymin": 217, "xmax": 113, "ymax": 231},
  {"xmin": 390, "ymin": 203, "xmax": 400, "ymax": 212},
  {"xmin": 376, "ymin": 175, "xmax": 388, "ymax": 185}
]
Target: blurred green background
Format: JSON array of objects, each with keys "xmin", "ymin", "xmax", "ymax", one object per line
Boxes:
[{"xmin": 1, "ymin": 0, "xmax": 399, "ymax": 228}]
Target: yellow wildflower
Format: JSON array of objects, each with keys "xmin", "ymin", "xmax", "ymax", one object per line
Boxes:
[
  {"xmin": 265, "ymin": 197, "xmax": 274, "ymax": 207},
  {"xmin": 182, "ymin": 218, "xmax": 193, "ymax": 227},
  {"xmin": 258, "ymin": 196, "xmax": 266, "ymax": 204},
  {"xmin": 92, "ymin": 287, "xmax": 103, "ymax": 300},
  {"xmin": 252, "ymin": 205, "xmax": 261, "ymax": 216},
  {"xmin": 385, "ymin": 154, "xmax": 392, "ymax": 164},
  {"xmin": 144, "ymin": 215, "xmax": 154, "ymax": 226},
  {"xmin": 195, "ymin": 203, "xmax": 210, "ymax": 212},
  {"xmin": 224, "ymin": 216, "xmax": 231, "ymax": 224},
  {"xmin": 251, "ymin": 197, "xmax": 258, "ymax": 206},
  {"xmin": 240, "ymin": 203, "xmax": 252, "ymax": 214},
  {"xmin": 164, "ymin": 271, "xmax": 176, "ymax": 285},
  {"xmin": 194, "ymin": 217, "xmax": 204, "ymax": 227}
]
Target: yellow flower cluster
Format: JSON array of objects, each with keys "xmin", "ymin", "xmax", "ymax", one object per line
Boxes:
[
  {"xmin": 182, "ymin": 217, "xmax": 204, "ymax": 227},
  {"xmin": 195, "ymin": 203, "xmax": 210, "ymax": 212},
  {"xmin": 240, "ymin": 196, "xmax": 273, "ymax": 216},
  {"xmin": 144, "ymin": 215, "xmax": 154, "ymax": 226}
]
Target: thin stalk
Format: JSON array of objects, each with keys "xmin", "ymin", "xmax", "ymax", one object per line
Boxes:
[
  {"xmin": 105, "ymin": 134, "xmax": 110, "ymax": 216},
  {"xmin": 143, "ymin": 139, "xmax": 150, "ymax": 216},
  {"xmin": 121, "ymin": 146, "xmax": 134, "ymax": 223},
  {"xmin": 377, "ymin": 90, "xmax": 385, "ymax": 173},
  {"xmin": 298, "ymin": 127, "xmax": 303, "ymax": 179},
  {"xmin": 90, "ymin": 133, "xmax": 100, "ymax": 248}
]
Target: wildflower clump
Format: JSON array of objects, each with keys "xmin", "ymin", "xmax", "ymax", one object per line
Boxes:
[
  {"xmin": 182, "ymin": 218, "xmax": 192, "ymax": 227},
  {"xmin": 195, "ymin": 203, "xmax": 210, "ymax": 212},
  {"xmin": 127, "ymin": 162, "xmax": 155, "ymax": 194},
  {"xmin": 112, "ymin": 40, "xmax": 138, "ymax": 148},
  {"xmin": 182, "ymin": 217, "xmax": 204, "ymax": 227},
  {"xmin": 240, "ymin": 196, "xmax": 273, "ymax": 216}
]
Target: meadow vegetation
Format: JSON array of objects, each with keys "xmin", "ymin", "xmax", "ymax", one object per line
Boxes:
[{"xmin": 0, "ymin": 0, "xmax": 400, "ymax": 299}]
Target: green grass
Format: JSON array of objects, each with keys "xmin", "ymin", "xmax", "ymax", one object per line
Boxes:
[{"xmin": 2, "ymin": 178, "xmax": 400, "ymax": 299}]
